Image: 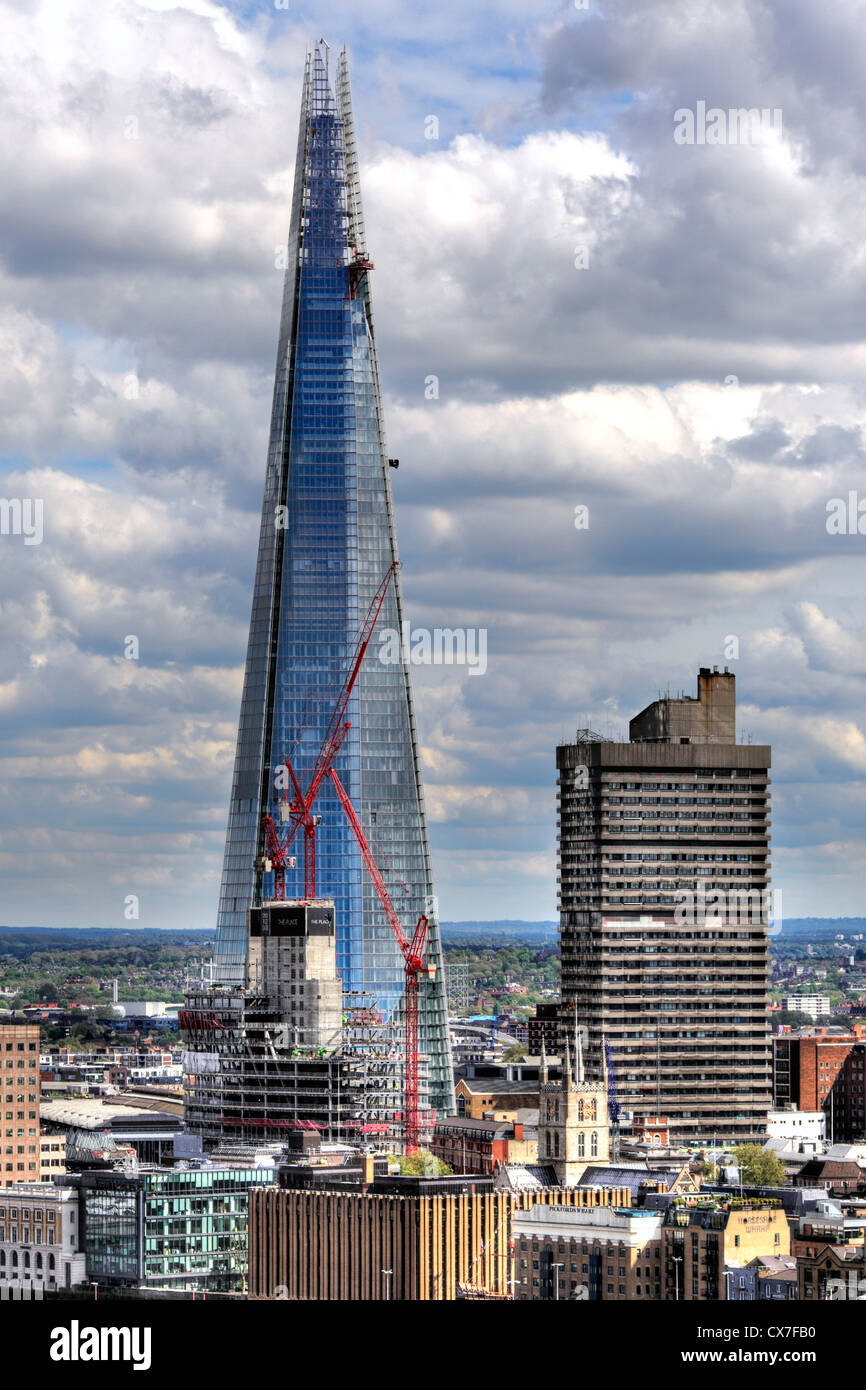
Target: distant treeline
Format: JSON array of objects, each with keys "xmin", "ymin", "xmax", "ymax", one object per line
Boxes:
[
  {"xmin": 779, "ymin": 918, "xmax": 866, "ymax": 938},
  {"xmin": 440, "ymin": 921, "xmax": 557, "ymax": 942},
  {"xmin": 0, "ymin": 928, "xmax": 212, "ymax": 960}
]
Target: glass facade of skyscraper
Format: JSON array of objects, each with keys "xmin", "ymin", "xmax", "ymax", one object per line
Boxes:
[{"xmin": 213, "ymin": 45, "xmax": 453, "ymax": 1115}]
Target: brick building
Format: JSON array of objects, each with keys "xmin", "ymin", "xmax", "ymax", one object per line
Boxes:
[
  {"xmin": 798, "ymin": 1243, "xmax": 865, "ymax": 1300},
  {"xmin": 431, "ymin": 1115, "xmax": 537, "ymax": 1175},
  {"xmin": 772, "ymin": 1028, "xmax": 866, "ymax": 1123},
  {"xmin": 455, "ymin": 1076, "xmax": 540, "ymax": 1121},
  {"xmin": 793, "ymin": 1158, "xmax": 864, "ymax": 1195},
  {"xmin": 513, "ymin": 1204, "xmax": 664, "ymax": 1300},
  {"xmin": 830, "ymin": 1042, "xmax": 866, "ymax": 1142},
  {"xmin": 792, "ymin": 1200, "xmax": 866, "ymax": 1261},
  {"xmin": 725, "ymin": 1255, "xmax": 797, "ymax": 1300},
  {"xmin": 663, "ymin": 1198, "xmax": 790, "ymax": 1300},
  {"xmin": 0, "ymin": 1023, "xmax": 40, "ymax": 1182},
  {"xmin": 630, "ymin": 1114, "xmax": 670, "ymax": 1147}
]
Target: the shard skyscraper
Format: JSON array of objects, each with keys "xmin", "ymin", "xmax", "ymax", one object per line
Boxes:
[{"xmin": 212, "ymin": 44, "xmax": 453, "ymax": 1115}]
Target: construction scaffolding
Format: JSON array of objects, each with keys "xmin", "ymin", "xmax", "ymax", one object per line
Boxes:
[
  {"xmin": 445, "ymin": 961, "xmax": 471, "ymax": 1013},
  {"xmin": 342, "ymin": 991, "xmax": 433, "ymax": 1146},
  {"xmin": 182, "ymin": 988, "xmax": 431, "ymax": 1154}
]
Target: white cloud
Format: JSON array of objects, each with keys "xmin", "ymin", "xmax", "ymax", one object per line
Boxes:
[{"xmin": 0, "ymin": 0, "xmax": 865, "ymax": 926}]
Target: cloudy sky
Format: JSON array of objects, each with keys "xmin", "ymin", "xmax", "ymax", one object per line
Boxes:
[{"xmin": 1, "ymin": 0, "xmax": 865, "ymax": 930}]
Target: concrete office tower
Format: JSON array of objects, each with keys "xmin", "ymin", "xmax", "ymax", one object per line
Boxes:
[
  {"xmin": 557, "ymin": 668, "xmax": 772, "ymax": 1142},
  {"xmin": 211, "ymin": 42, "xmax": 452, "ymax": 1115},
  {"xmin": 248, "ymin": 901, "xmax": 343, "ymax": 1049}
]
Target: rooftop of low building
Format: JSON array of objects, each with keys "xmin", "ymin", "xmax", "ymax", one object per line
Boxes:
[
  {"xmin": 434, "ymin": 1114, "xmax": 535, "ymax": 1135},
  {"xmin": 39, "ymin": 1096, "xmax": 181, "ymax": 1129},
  {"xmin": 456, "ymin": 1077, "xmax": 542, "ymax": 1094}
]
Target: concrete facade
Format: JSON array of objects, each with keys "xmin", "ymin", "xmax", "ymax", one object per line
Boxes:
[
  {"xmin": 250, "ymin": 901, "xmax": 343, "ymax": 1049},
  {"xmin": 557, "ymin": 669, "xmax": 771, "ymax": 1142},
  {"xmin": 39, "ymin": 1133, "xmax": 66, "ymax": 1180},
  {"xmin": 183, "ymin": 900, "xmax": 412, "ymax": 1150},
  {"xmin": 249, "ymin": 1175, "xmax": 511, "ymax": 1300},
  {"xmin": 783, "ymin": 994, "xmax": 831, "ymax": 1021},
  {"xmin": 630, "ymin": 667, "xmax": 736, "ymax": 745},
  {"xmin": 0, "ymin": 1183, "xmax": 85, "ymax": 1291}
]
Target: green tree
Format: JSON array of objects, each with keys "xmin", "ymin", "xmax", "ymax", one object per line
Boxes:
[
  {"xmin": 388, "ymin": 1150, "xmax": 452, "ymax": 1177},
  {"xmin": 732, "ymin": 1144, "xmax": 786, "ymax": 1187},
  {"xmin": 502, "ymin": 1043, "xmax": 527, "ymax": 1061},
  {"xmin": 778, "ymin": 1010, "xmax": 814, "ymax": 1028}
]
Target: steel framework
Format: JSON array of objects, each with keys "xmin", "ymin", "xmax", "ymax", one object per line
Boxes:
[{"xmin": 329, "ymin": 768, "xmax": 433, "ymax": 1154}]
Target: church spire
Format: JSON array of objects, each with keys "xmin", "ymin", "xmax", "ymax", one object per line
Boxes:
[
  {"xmin": 539, "ymin": 1036, "xmax": 548, "ymax": 1084},
  {"xmin": 574, "ymin": 1016, "xmax": 585, "ymax": 1084}
]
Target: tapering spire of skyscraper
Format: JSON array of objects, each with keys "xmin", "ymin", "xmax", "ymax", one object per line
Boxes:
[{"xmin": 212, "ymin": 42, "xmax": 453, "ymax": 1115}]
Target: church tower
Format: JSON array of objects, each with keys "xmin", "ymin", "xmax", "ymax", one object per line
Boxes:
[{"xmin": 538, "ymin": 1025, "xmax": 611, "ymax": 1186}]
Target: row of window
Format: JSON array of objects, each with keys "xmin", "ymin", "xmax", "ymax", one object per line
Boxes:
[
  {"xmin": 0, "ymin": 1206, "xmax": 56, "ymax": 1220},
  {"xmin": 0, "ymin": 1251, "xmax": 57, "ymax": 1268},
  {"xmin": 605, "ymin": 810, "xmax": 761, "ymax": 820},
  {"xmin": 605, "ymin": 797, "xmax": 757, "ymax": 807},
  {"xmin": 542, "ymin": 1131, "xmax": 600, "ymax": 1158},
  {"xmin": 602, "ymin": 777, "xmax": 759, "ymax": 788}
]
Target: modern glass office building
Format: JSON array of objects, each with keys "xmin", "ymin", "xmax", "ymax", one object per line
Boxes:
[
  {"xmin": 212, "ymin": 44, "xmax": 453, "ymax": 1115},
  {"xmin": 78, "ymin": 1167, "xmax": 271, "ymax": 1291}
]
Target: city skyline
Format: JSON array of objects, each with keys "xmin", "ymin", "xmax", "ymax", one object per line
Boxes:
[
  {"xmin": 2, "ymin": 2, "xmax": 866, "ymax": 930},
  {"xmin": 0, "ymin": 3, "xmax": 862, "ymax": 1331}
]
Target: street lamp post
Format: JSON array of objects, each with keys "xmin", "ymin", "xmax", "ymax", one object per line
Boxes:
[
  {"xmin": 382, "ymin": 1268, "xmax": 392, "ymax": 1301},
  {"xmin": 673, "ymin": 1255, "xmax": 683, "ymax": 1302},
  {"xmin": 552, "ymin": 1262, "xmax": 564, "ymax": 1301}
]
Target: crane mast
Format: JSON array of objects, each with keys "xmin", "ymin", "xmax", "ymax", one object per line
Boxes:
[{"xmin": 329, "ymin": 767, "xmax": 431, "ymax": 1155}]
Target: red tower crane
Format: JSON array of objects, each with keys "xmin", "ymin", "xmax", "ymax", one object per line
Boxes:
[
  {"xmin": 259, "ymin": 561, "xmax": 398, "ymax": 901},
  {"xmin": 329, "ymin": 766, "xmax": 432, "ymax": 1155}
]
